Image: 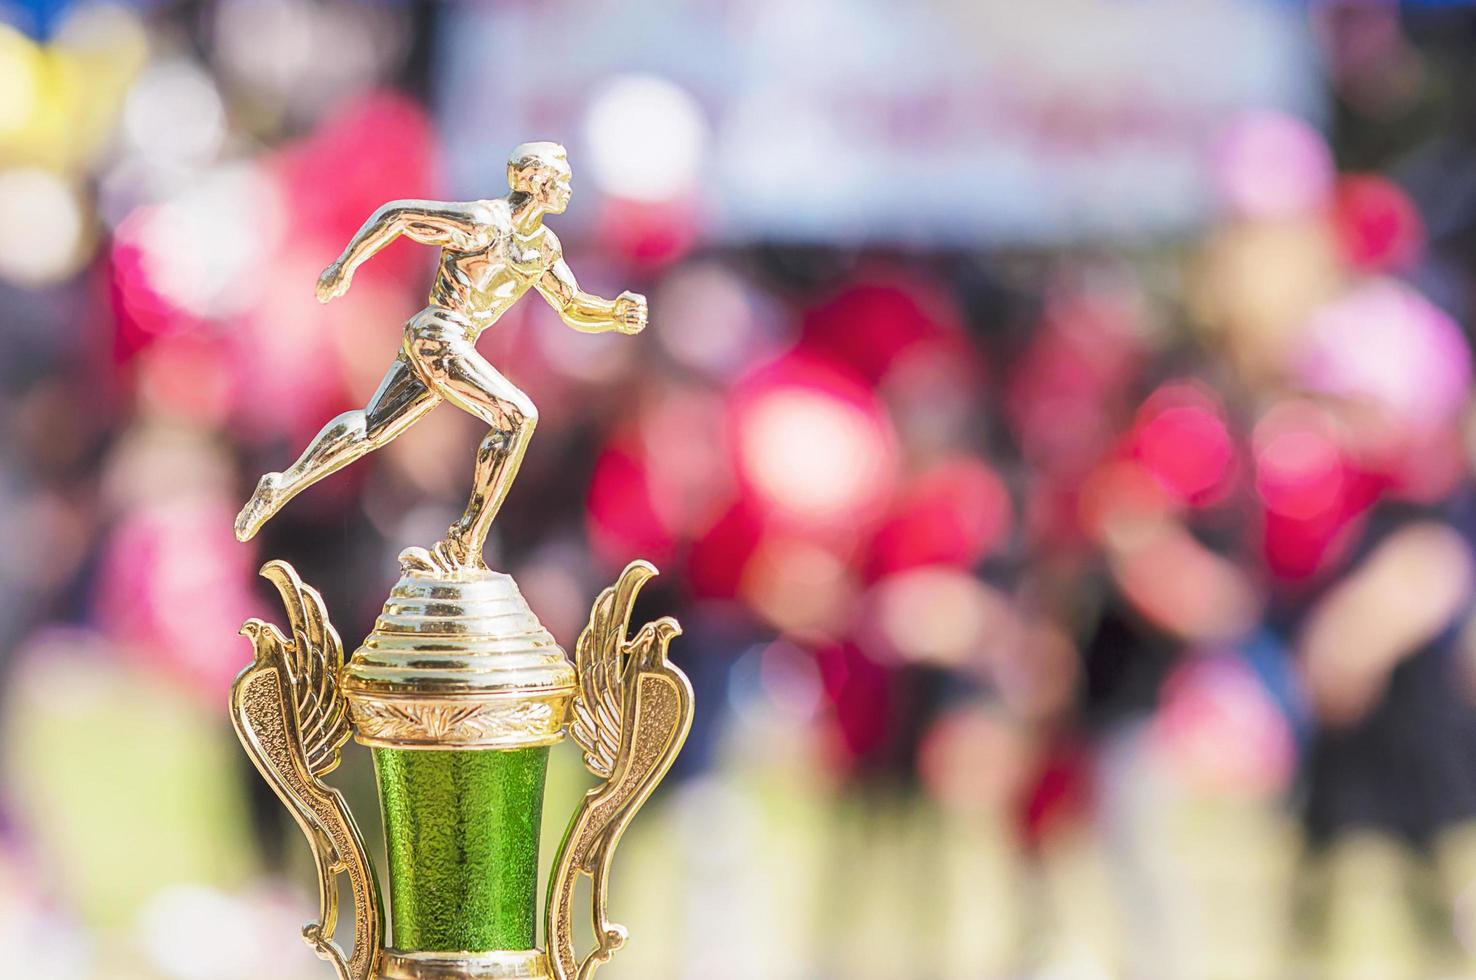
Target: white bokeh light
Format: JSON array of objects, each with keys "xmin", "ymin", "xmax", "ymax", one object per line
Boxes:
[
  {"xmin": 739, "ymin": 387, "xmax": 892, "ymax": 524},
  {"xmin": 0, "ymin": 169, "xmax": 86, "ymax": 286},
  {"xmin": 123, "ymin": 59, "xmax": 227, "ymax": 168},
  {"xmin": 137, "ymin": 886, "xmax": 258, "ymax": 980},
  {"xmin": 117, "ymin": 162, "xmax": 283, "ymax": 318},
  {"xmin": 582, "ymin": 73, "xmax": 706, "ymax": 202}
]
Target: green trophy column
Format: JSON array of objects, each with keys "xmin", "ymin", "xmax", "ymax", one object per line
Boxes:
[
  {"xmin": 375, "ymin": 747, "xmax": 550, "ymax": 951},
  {"xmin": 343, "ymin": 569, "xmax": 575, "ymax": 962}
]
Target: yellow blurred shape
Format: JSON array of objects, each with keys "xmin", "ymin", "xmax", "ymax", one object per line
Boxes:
[
  {"xmin": 0, "ymin": 25, "xmax": 41, "ymax": 136},
  {"xmin": 1319, "ymin": 831, "xmax": 1426, "ymax": 980},
  {"xmin": 0, "ymin": 7, "xmax": 148, "ymax": 172},
  {"xmin": 1190, "ymin": 218, "xmax": 1341, "ymax": 383},
  {"xmin": 4, "ymin": 633, "xmax": 256, "ymax": 928},
  {"xmin": 1035, "ymin": 827, "xmax": 1125, "ymax": 979}
]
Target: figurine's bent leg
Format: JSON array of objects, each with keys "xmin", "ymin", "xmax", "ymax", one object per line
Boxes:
[
  {"xmin": 235, "ymin": 355, "xmax": 439, "ymax": 541},
  {"xmin": 405, "ymin": 334, "xmax": 536, "ymax": 569},
  {"xmin": 447, "ymin": 359, "xmax": 537, "ymax": 551}
]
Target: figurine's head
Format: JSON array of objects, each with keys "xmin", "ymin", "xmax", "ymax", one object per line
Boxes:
[{"xmin": 508, "ymin": 141, "xmax": 572, "ymax": 215}]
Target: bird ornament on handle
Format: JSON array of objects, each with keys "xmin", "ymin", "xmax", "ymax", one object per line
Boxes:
[
  {"xmin": 231, "ymin": 560, "xmax": 383, "ymax": 980},
  {"xmin": 545, "ymin": 561, "xmax": 694, "ymax": 980}
]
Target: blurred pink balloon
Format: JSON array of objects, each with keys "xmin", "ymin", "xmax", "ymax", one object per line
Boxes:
[
  {"xmin": 1211, "ymin": 110, "xmax": 1335, "ymax": 220},
  {"xmin": 1296, "ymin": 278, "xmax": 1471, "ymax": 435}
]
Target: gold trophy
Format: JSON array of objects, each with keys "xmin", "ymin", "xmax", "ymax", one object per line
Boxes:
[{"xmin": 229, "ymin": 143, "xmax": 694, "ymax": 980}]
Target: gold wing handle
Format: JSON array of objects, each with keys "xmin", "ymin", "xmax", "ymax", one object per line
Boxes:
[
  {"xmin": 546, "ymin": 562, "xmax": 694, "ymax": 980},
  {"xmin": 231, "ymin": 563, "xmax": 383, "ymax": 980}
]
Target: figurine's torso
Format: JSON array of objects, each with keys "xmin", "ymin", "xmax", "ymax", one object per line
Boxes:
[{"xmin": 426, "ymin": 199, "xmax": 557, "ymax": 332}]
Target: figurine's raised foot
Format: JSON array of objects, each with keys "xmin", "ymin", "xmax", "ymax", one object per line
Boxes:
[
  {"xmin": 235, "ymin": 472, "xmax": 284, "ymax": 542},
  {"xmin": 397, "ymin": 535, "xmax": 485, "ymax": 578}
]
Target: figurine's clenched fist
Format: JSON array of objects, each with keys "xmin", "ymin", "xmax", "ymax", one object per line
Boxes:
[
  {"xmin": 316, "ymin": 261, "xmax": 352, "ymax": 303},
  {"xmin": 613, "ymin": 291, "xmax": 647, "ymax": 335}
]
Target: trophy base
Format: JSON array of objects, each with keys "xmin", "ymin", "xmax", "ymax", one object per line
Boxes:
[{"xmin": 380, "ymin": 948, "xmax": 550, "ymax": 979}]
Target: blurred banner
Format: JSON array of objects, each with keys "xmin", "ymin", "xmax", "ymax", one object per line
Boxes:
[{"xmin": 440, "ymin": 0, "xmax": 1321, "ymax": 244}]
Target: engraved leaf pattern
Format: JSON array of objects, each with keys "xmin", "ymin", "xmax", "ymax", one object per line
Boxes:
[
  {"xmin": 261, "ymin": 559, "xmax": 351, "ymax": 779},
  {"xmin": 348, "ymin": 698, "xmax": 556, "ymax": 743},
  {"xmin": 570, "ymin": 561, "xmax": 657, "ymax": 780}
]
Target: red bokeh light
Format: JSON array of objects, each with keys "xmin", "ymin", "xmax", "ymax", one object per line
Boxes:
[
  {"xmin": 1331, "ymin": 174, "xmax": 1424, "ymax": 272},
  {"xmin": 273, "ymin": 90, "xmax": 441, "ymax": 283},
  {"xmin": 1126, "ymin": 381, "xmax": 1235, "ymax": 507},
  {"xmin": 801, "ymin": 278, "xmax": 962, "ymax": 385},
  {"xmin": 586, "ymin": 432, "xmax": 680, "ymax": 569},
  {"xmin": 815, "ymin": 641, "xmax": 894, "ymax": 773},
  {"xmin": 730, "ymin": 353, "xmax": 899, "ymax": 533},
  {"xmin": 867, "ymin": 457, "xmax": 1012, "ymax": 577},
  {"xmin": 1006, "ymin": 290, "xmax": 1145, "ymax": 472},
  {"xmin": 108, "ymin": 206, "xmax": 207, "ymax": 360},
  {"xmin": 595, "ymin": 195, "xmax": 700, "ymax": 266},
  {"xmin": 687, "ymin": 497, "xmax": 765, "ymax": 599},
  {"xmin": 1253, "ymin": 401, "xmax": 1383, "ymax": 580}
]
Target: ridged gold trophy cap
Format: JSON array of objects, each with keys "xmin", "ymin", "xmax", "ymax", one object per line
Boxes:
[{"xmin": 342, "ymin": 568, "xmax": 575, "ymax": 749}]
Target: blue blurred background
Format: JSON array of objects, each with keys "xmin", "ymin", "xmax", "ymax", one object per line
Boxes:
[{"xmin": 6, "ymin": 1, "xmax": 1476, "ymax": 977}]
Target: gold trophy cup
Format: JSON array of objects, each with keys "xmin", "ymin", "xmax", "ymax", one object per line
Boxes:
[{"xmin": 229, "ymin": 143, "xmax": 694, "ymax": 980}]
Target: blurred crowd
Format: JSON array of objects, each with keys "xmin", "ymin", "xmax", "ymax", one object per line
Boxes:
[{"xmin": 5, "ymin": 1, "xmax": 1476, "ymax": 979}]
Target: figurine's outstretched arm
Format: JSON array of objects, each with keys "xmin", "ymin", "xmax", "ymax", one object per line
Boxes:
[
  {"xmin": 537, "ymin": 250, "xmax": 646, "ymax": 335},
  {"xmin": 318, "ymin": 200, "xmax": 495, "ymax": 302}
]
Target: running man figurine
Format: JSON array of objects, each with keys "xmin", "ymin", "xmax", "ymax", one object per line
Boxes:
[{"xmin": 234, "ymin": 142, "xmax": 646, "ymax": 574}]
